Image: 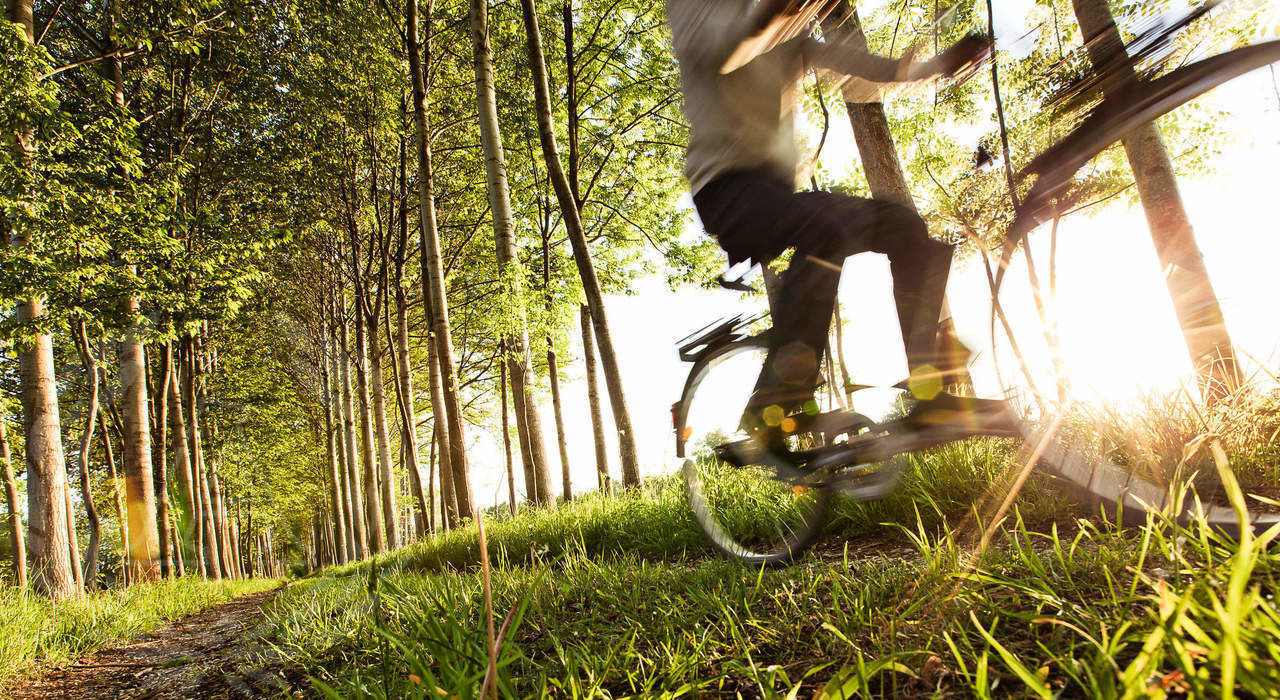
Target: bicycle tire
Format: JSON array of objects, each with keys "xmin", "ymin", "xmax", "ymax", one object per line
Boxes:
[
  {"xmin": 1001, "ymin": 41, "xmax": 1280, "ymax": 536},
  {"xmin": 1006, "ymin": 40, "xmax": 1280, "ymax": 257},
  {"xmin": 676, "ymin": 337, "xmax": 832, "ymax": 566}
]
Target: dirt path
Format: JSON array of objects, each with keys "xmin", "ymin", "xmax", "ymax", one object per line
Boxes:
[{"xmin": 6, "ymin": 587, "xmax": 300, "ymax": 699}]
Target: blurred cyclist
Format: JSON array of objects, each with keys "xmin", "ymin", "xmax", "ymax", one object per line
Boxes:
[{"xmin": 668, "ymin": 0, "xmax": 1000, "ymax": 442}]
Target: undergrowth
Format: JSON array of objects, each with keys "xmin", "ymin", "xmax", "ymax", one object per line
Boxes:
[{"xmin": 257, "ymin": 386, "xmax": 1280, "ymax": 696}]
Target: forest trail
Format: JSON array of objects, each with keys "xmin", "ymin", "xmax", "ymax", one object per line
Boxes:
[{"xmin": 5, "ymin": 586, "xmax": 298, "ymax": 699}]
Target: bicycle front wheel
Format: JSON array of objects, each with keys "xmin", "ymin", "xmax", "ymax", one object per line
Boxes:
[{"xmin": 677, "ymin": 339, "xmax": 832, "ymax": 566}]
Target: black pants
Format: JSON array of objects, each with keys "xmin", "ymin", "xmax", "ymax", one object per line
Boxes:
[{"xmin": 693, "ymin": 170, "xmax": 954, "ymax": 402}]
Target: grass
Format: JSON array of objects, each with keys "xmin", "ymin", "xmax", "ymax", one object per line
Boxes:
[
  {"xmin": 250, "ymin": 385, "xmax": 1280, "ymax": 697},
  {"xmin": 0, "ymin": 575, "xmax": 277, "ymax": 686}
]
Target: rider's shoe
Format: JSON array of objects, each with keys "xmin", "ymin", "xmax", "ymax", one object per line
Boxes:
[{"xmin": 899, "ymin": 392, "xmax": 1019, "ymax": 436}]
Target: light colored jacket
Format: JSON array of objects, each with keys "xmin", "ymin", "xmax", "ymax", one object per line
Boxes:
[{"xmin": 667, "ymin": 0, "xmax": 909, "ymax": 193}]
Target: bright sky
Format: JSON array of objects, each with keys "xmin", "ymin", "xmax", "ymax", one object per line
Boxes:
[{"xmin": 461, "ymin": 10, "xmax": 1280, "ymax": 511}]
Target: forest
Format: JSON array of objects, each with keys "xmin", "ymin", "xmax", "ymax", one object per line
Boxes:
[{"xmin": 2, "ymin": 0, "xmax": 1279, "ymax": 696}]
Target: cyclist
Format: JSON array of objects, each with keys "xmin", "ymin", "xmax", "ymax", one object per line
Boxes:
[{"xmin": 667, "ymin": 0, "xmax": 1006, "ymax": 445}]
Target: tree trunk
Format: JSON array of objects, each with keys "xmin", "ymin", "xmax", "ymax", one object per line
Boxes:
[
  {"xmin": 366, "ymin": 316, "xmax": 399, "ymax": 550},
  {"xmin": 352, "ymin": 294, "xmax": 386, "ymax": 553},
  {"xmin": 72, "ymin": 321, "xmax": 103, "ymax": 588},
  {"xmin": 426, "ymin": 334, "xmax": 458, "ymax": 527},
  {"xmin": 166, "ymin": 346, "xmax": 196, "ymax": 571},
  {"xmin": 820, "ymin": 2, "xmax": 973, "ymax": 391},
  {"xmin": 338, "ymin": 296, "xmax": 368, "ymax": 558},
  {"xmin": 391, "ymin": 261, "xmax": 429, "ymax": 539},
  {"xmin": 6, "ymin": 0, "xmax": 74, "ymax": 602},
  {"xmin": 500, "ymin": 350, "xmax": 516, "ymax": 515},
  {"xmin": 184, "ymin": 339, "xmax": 220, "ymax": 578},
  {"xmin": 543, "ymin": 239, "xmax": 572, "ymax": 502},
  {"xmin": 507, "ymin": 353, "xmax": 546, "ymax": 504},
  {"xmin": 1, "ymin": 419, "xmax": 25, "ymax": 588},
  {"xmin": 101, "ymin": 415, "xmax": 129, "ymax": 585},
  {"xmin": 470, "ymin": 0, "xmax": 556, "ymax": 505},
  {"xmin": 152, "ymin": 343, "xmax": 174, "ymax": 578},
  {"xmin": 565, "ymin": 9, "xmax": 611, "ymax": 495},
  {"xmin": 321, "ymin": 322, "xmax": 349, "ymax": 564},
  {"xmin": 579, "ymin": 306, "xmax": 611, "ymax": 493},
  {"xmin": 64, "ymin": 488, "xmax": 82, "ymax": 592},
  {"xmin": 519, "ymin": 0, "xmax": 642, "ymax": 487},
  {"xmin": 118, "ymin": 289, "xmax": 160, "ymax": 583},
  {"xmin": 1071, "ymin": 0, "xmax": 1241, "ymax": 399},
  {"xmin": 410, "ymin": 0, "xmax": 474, "ymax": 520}
]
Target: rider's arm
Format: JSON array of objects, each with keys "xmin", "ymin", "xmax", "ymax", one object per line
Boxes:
[{"xmin": 803, "ymin": 33, "xmax": 991, "ymax": 82}]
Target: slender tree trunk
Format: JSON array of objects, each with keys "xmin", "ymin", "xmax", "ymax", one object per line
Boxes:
[
  {"xmin": 543, "ymin": 239, "xmax": 572, "ymax": 502},
  {"xmin": 579, "ymin": 306, "xmax": 611, "ymax": 493},
  {"xmin": 471, "ymin": 0, "xmax": 556, "ymax": 504},
  {"xmin": 391, "ymin": 265, "xmax": 429, "ymax": 539},
  {"xmin": 352, "ymin": 294, "xmax": 386, "ymax": 553},
  {"xmin": 409, "ymin": 0, "xmax": 474, "ymax": 520},
  {"xmin": 101, "ymin": 416, "xmax": 129, "ymax": 585},
  {"xmin": 152, "ymin": 343, "xmax": 173, "ymax": 578},
  {"xmin": 507, "ymin": 353, "xmax": 542, "ymax": 504},
  {"xmin": 184, "ymin": 340, "xmax": 220, "ymax": 579},
  {"xmin": 427, "ymin": 423, "xmax": 437, "ymax": 533},
  {"xmin": 426, "ymin": 335, "xmax": 458, "ymax": 527},
  {"xmin": 329, "ymin": 323, "xmax": 356, "ymax": 559},
  {"xmin": 72, "ymin": 322, "xmax": 103, "ymax": 588},
  {"xmin": 565, "ymin": 8, "xmax": 611, "ymax": 495},
  {"xmin": 166, "ymin": 347, "xmax": 196, "ymax": 571},
  {"xmin": 520, "ymin": 0, "xmax": 641, "ymax": 486},
  {"xmin": 338, "ymin": 299, "xmax": 368, "ymax": 557},
  {"xmin": 1, "ymin": 419, "xmax": 25, "ymax": 588},
  {"xmin": 64, "ymin": 489, "xmax": 82, "ymax": 592},
  {"xmin": 1071, "ymin": 0, "xmax": 1240, "ymax": 399},
  {"xmin": 366, "ymin": 319, "xmax": 399, "ymax": 550},
  {"xmin": 321, "ymin": 325, "xmax": 349, "ymax": 565},
  {"xmin": 6, "ymin": 0, "xmax": 74, "ymax": 601},
  {"xmin": 500, "ymin": 351, "xmax": 516, "ymax": 516}
]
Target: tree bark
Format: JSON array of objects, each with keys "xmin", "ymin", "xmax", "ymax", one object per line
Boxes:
[
  {"xmin": 390, "ymin": 247, "xmax": 429, "ymax": 539},
  {"xmin": 426, "ymin": 332, "xmax": 458, "ymax": 527},
  {"xmin": 100, "ymin": 412, "xmax": 129, "ymax": 584},
  {"xmin": 579, "ymin": 306, "xmax": 611, "ymax": 493},
  {"xmin": 64, "ymin": 488, "xmax": 82, "ymax": 592},
  {"xmin": 471, "ymin": 0, "xmax": 556, "ymax": 504},
  {"xmin": 72, "ymin": 321, "xmax": 103, "ymax": 588},
  {"xmin": 6, "ymin": 0, "xmax": 74, "ymax": 600},
  {"xmin": 1, "ymin": 418, "xmax": 25, "ymax": 588},
  {"xmin": 152, "ymin": 343, "xmax": 174, "ymax": 578},
  {"xmin": 321, "ymin": 319, "xmax": 349, "ymax": 564},
  {"xmin": 329, "ymin": 329, "xmax": 356, "ymax": 559},
  {"xmin": 366, "ymin": 317, "xmax": 399, "ymax": 550},
  {"xmin": 184, "ymin": 339, "xmax": 220, "ymax": 579},
  {"xmin": 410, "ymin": 0, "xmax": 474, "ymax": 520},
  {"xmin": 166, "ymin": 346, "xmax": 196, "ymax": 571},
  {"xmin": 338, "ymin": 298, "xmax": 369, "ymax": 556},
  {"xmin": 519, "ymin": 0, "xmax": 642, "ymax": 487},
  {"xmin": 500, "ymin": 349, "xmax": 517, "ymax": 515},
  {"xmin": 1071, "ymin": 0, "xmax": 1241, "ymax": 399},
  {"xmin": 543, "ymin": 238, "xmax": 572, "ymax": 502},
  {"xmin": 118, "ymin": 290, "xmax": 160, "ymax": 582},
  {"xmin": 352, "ymin": 290, "xmax": 386, "ymax": 553}
]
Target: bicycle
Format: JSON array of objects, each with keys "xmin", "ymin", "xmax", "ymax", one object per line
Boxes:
[{"xmin": 673, "ymin": 3, "xmax": 1280, "ymax": 567}]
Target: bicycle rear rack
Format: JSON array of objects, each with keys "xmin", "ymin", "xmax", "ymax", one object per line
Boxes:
[{"xmin": 674, "ymin": 312, "xmax": 768, "ymax": 362}]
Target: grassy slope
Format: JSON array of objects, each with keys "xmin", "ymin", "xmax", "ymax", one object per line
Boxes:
[
  {"xmin": 261, "ymin": 421, "xmax": 1280, "ymax": 698},
  {"xmin": 0, "ymin": 576, "xmax": 277, "ymax": 686}
]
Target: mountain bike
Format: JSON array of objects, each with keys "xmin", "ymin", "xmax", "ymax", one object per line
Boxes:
[{"xmin": 673, "ymin": 4, "xmax": 1280, "ymax": 566}]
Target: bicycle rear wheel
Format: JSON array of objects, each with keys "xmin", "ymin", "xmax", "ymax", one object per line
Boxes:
[{"xmin": 677, "ymin": 339, "xmax": 833, "ymax": 566}]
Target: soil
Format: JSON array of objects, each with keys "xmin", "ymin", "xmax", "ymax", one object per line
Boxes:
[{"xmin": 4, "ymin": 586, "xmax": 304, "ymax": 699}]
